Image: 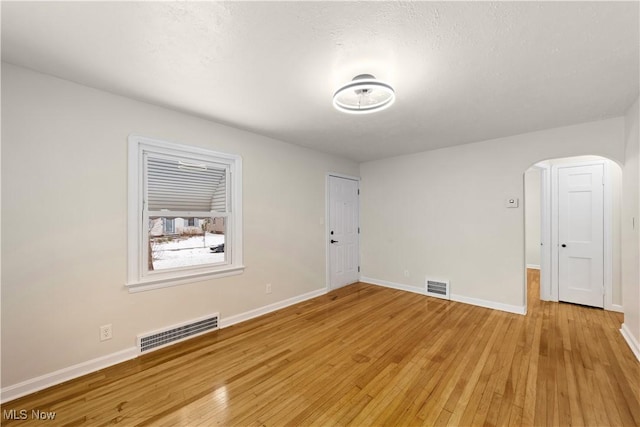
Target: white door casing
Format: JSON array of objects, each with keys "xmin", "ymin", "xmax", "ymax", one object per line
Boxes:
[
  {"xmin": 538, "ymin": 164, "xmax": 552, "ymax": 301},
  {"xmin": 557, "ymin": 163, "xmax": 604, "ymax": 308},
  {"xmin": 328, "ymin": 175, "xmax": 359, "ymax": 289}
]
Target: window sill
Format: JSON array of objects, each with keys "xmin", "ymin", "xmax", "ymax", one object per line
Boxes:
[{"xmin": 126, "ymin": 265, "xmax": 245, "ymax": 293}]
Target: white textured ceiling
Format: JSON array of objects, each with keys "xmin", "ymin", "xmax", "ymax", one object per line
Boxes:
[{"xmin": 2, "ymin": 1, "xmax": 638, "ymax": 162}]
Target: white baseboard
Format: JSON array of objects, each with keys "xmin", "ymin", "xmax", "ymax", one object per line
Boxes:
[
  {"xmin": 219, "ymin": 288, "xmax": 327, "ymax": 329},
  {"xmin": 1, "ymin": 287, "xmax": 328, "ymax": 404},
  {"xmin": 359, "ymin": 276, "xmax": 424, "ymax": 295},
  {"xmin": 609, "ymin": 304, "xmax": 624, "ymax": 313},
  {"xmin": 620, "ymin": 323, "xmax": 640, "ymax": 362},
  {"xmin": 1, "ymin": 347, "xmax": 138, "ymax": 404},
  {"xmin": 526, "ymin": 264, "xmax": 541, "ymax": 270},
  {"xmin": 450, "ymin": 293, "xmax": 526, "ymax": 315},
  {"xmin": 359, "ymin": 277, "xmax": 526, "ymax": 315}
]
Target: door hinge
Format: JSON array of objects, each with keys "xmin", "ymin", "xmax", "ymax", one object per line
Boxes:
[
  {"xmin": 357, "ymin": 189, "xmax": 360, "ymax": 195},
  {"xmin": 358, "ymin": 227, "xmax": 360, "ymax": 234},
  {"xmin": 358, "ymin": 266, "xmax": 360, "ymax": 272}
]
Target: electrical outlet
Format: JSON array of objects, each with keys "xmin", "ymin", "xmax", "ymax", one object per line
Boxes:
[
  {"xmin": 100, "ymin": 324, "xmax": 112, "ymax": 341},
  {"xmin": 266, "ymin": 283, "xmax": 272, "ymax": 294},
  {"xmin": 404, "ymin": 270, "xmax": 410, "ymax": 277}
]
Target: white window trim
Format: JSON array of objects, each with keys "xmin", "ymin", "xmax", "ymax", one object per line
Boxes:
[{"xmin": 127, "ymin": 134, "xmax": 244, "ymax": 292}]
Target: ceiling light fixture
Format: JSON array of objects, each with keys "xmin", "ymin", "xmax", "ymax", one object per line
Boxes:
[{"xmin": 332, "ymin": 74, "xmax": 395, "ymax": 114}]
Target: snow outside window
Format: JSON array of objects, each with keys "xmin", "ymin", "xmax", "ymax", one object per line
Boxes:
[{"xmin": 127, "ymin": 135, "xmax": 244, "ymax": 292}]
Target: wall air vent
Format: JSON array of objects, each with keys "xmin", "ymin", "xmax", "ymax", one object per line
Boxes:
[
  {"xmin": 426, "ymin": 279, "xmax": 450, "ymax": 300},
  {"xmin": 137, "ymin": 313, "xmax": 219, "ymax": 353}
]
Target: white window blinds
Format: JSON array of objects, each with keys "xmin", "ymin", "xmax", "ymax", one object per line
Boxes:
[{"xmin": 145, "ymin": 155, "xmax": 228, "ymax": 213}]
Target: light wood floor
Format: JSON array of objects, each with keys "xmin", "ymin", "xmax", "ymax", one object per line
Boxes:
[{"xmin": 2, "ymin": 270, "xmax": 639, "ymax": 426}]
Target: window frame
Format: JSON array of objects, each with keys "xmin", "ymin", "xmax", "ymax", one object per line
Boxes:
[{"xmin": 127, "ymin": 135, "xmax": 244, "ymax": 292}]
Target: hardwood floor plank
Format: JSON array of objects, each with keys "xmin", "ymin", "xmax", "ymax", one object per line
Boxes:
[
  {"xmin": 3, "ymin": 272, "xmax": 638, "ymax": 427},
  {"xmin": 484, "ymin": 391, "xmax": 504, "ymax": 427},
  {"xmin": 508, "ymin": 404, "xmax": 524, "ymax": 427},
  {"xmin": 454, "ymin": 315, "xmax": 507, "ymax": 426},
  {"xmin": 521, "ymin": 300, "xmax": 544, "ymax": 426}
]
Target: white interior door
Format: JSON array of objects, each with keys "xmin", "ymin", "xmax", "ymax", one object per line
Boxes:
[
  {"xmin": 558, "ymin": 163, "xmax": 604, "ymax": 308},
  {"xmin": 329, "ymin": 175, "xmax": 359, "ymax": 289}
]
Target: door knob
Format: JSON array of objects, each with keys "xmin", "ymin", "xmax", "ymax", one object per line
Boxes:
[
  {"xmin": 331, "ymin": 239, "xmax": 339, "ymax": 244},
  {"xmin": 561, "ymin": 244, "xmax": 567, "ymax": 247}
]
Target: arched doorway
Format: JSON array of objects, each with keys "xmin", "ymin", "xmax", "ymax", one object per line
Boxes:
[{"xmin": 524, "ymin": 155, "xmax": 624, "ymax": 312}]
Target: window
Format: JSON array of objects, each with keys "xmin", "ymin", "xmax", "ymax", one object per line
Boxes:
[
  {"xmin": 127, "ymin": 135, "xmax": 243, "ymax": 292},
  {"xmin": 164, "ymin": 218, "xmax": 175, "ymax": 234}
]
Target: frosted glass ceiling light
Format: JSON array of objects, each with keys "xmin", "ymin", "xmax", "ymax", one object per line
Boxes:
[{"xmin": 333, "ymin": 74, "xmax": 395, "ymax": 114}]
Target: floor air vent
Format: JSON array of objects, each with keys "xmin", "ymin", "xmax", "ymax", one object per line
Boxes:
[
  {"xmin": 426, "ymin": 279, "xmax": 450, "ymax": 300},
  {"xmin": 137, "ymin": 313, "xmax": 219, "ymax": 353}
]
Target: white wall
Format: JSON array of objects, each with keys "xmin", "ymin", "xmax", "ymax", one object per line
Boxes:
[
  {"xmin": 524, "ymin": 168, "xmax": 541, "ymax": 268},
  {"xmin": 622, "ymin": 97, "xmax": 640, "ymax": 355},
  {"xmin": 1, "ymin": 63, "xmax": 359, "ymax": 389},
  {"xmin": 360, "ymin": 118, "xmax": 625, "ymax": 311}
]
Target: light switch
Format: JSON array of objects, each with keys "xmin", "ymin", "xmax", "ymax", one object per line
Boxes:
[{"xmin": 505, "ymin": 197, "xmax": 519, "ymax": 208}]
